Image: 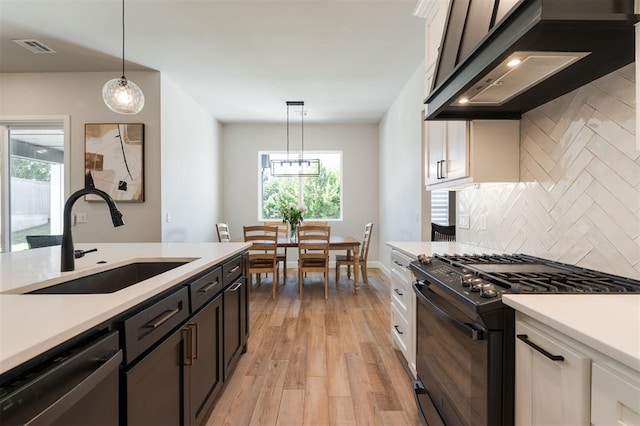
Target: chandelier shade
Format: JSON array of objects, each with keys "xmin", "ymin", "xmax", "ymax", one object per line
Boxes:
[{"xmin": 102, "ymin": 0, "xmax": 145, "ymax": 115}]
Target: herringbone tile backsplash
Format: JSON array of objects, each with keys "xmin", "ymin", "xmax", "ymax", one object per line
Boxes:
[{"xmin": 457, "ymin": 64, "xmax": 640, "ymax": 279}]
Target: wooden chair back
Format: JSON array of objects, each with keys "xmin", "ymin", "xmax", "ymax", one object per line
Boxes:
[
  {"xmin": 431, "ymin": 223, "xmax": 456, "ymax": 241},
  {"xmin": 300, "ymin": 221, "xmax": 328, "ymax": 227},
  {"xmin": 263, "ymin": 221, "xmax": 289, "ymax": 240},
  {"xmin": 359, "ymin": 222, "xmax": 373, "ymax": 261},
  {"xmin": 216, "ymin": 223, "xmax": 231, "ymax": 242},
  {"xmin": 243, "ymin": 225, "xmax": 279, "ymax": 299},
  {"xmin": 297, "ymin": 225, "xmax": 331, "ymax": 298}
]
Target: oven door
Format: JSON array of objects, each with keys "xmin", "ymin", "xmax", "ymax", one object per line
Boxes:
[{"xmin": 413, "ymin": 280, "xmax": 503, "ymax": 426}]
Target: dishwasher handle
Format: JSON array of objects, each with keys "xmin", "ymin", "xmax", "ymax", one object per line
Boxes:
[{"xmin": 25, "ymin": 349, "xmax": 123, "ymax": 426}]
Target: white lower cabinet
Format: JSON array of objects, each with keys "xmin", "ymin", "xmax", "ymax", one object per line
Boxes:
[
  {"xmin": 515, "ymin": 320, "xmax": 590, "ymax": 425},
  {"xmin": 591, "ymin": 362, "xmax": 640, "ymax": 425},
  {"xmin": 515, "ymin": 313, "xmax": 640, "ymax": 426},
  {"xmin": 389, "ymin": 249, "xmax": 416, "ymax": 378}
]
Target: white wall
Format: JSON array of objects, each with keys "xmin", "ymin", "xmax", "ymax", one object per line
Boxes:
[
  {"xmin": 222, "ymin": 123, "xmax": 379, "ymax": 262},
  {"xmin": 457, "ymin": 65, "xmax": 639, "ymax": 279},
  {"xmin": 160, "ymin": 75, "xmax": 222, "ymax": 242},
  {"xmin": 0, "ymin": 71, "xmax": 162, "ymax": 243},
  {"xmin": 378, "ymin": 62, "xmax": 426, "ymax": 271}
]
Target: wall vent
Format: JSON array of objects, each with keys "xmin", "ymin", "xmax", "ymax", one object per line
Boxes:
[{"xmin": 12, "ymin": 39, "xmax": 56, "ymax": 54}]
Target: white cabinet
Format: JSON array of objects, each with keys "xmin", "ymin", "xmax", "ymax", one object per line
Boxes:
[
  {"xmin": 515, "ymin": 313, "xmax": 640, "ymax": 426},
  {"xmin": 592, "ymin": 363, "xmax": 640, "ymax": 426},
  {"xmin": 389, "ymin": 249, "xmax": 416, "ymax": 377},
  {"xmin": 424, "ymin": 119, "xmax": 520, "ymax": 189},
  {"xmin": 515, "ymin": 320, "xmax": 591, "ymax": 425}
]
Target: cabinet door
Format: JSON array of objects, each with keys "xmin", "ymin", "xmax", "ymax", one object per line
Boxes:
[
  {"xmin": 591, "ymin": 363, "xmax": 640, "ymax": 425},
  {"xmin": 444, "ymin": 120, "xmax": 468, "ymax": 181},
  {"xmin": 189, "ymin": 294, "xmax": 223, "ymax": 425},
  {"xmin": 223, "ymin": 278, "xmax": 245, "ymax": 380},
  {"xmin": 515, "ymin": 321, "xmax": 591, "ymax": 426},
  {"xmin": 426, "ymin": 120, "xmax": 446, "ymax": 185},
  {"xmin": 126, "ymin": 326, "xmax": 188, "ymax": 426}
]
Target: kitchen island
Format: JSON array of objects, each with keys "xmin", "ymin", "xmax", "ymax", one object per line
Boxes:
[{"xmin": 0, "ymin": 242, "xmax": 250, "ymax": 374}]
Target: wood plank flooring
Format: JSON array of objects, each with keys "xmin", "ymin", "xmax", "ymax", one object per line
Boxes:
[{"xmin": 206, "ymin": 269, "xmax": 421, "ymax": 425}]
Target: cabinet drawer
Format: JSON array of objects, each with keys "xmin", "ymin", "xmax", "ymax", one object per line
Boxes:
[
  {"xmin": 391, "ymin": 250, "xmax": 414, "ymax": 282},
  {"xmin": 391, "ymin": 270, "xmax": 410, "ymax": 315},
  {"xmin": 123, "ymin": 287, "xmax": 190, "ymax": 363},
  {"xmin": 189, "ymin": 266, "xmax": 222, "ymax": 312},
  {"xmin": 222, "ymin": 255, "xmax": 243, "ymax": 286},
  {"xmin": 391, "ymin": 303, "xmax": 411, "ymax": 356}
]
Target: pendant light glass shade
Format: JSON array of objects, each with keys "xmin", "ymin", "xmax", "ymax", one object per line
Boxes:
[
  {"xmin": 102, "ymin": 0, "xmax": 144, "ymax": 114},
  {"xmin": 102, "ymin": 77, "xmax": 145, "ymax": 114}
]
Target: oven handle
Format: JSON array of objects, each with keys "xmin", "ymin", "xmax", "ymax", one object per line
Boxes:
[{"xmin": 413, "ymin": 281, "xmax": 485, "ymax": 341}]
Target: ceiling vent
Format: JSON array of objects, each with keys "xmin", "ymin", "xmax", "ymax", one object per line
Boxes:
[{"xmin": 13, "ymin": 39, "xmax": 56, "ymax": 54}]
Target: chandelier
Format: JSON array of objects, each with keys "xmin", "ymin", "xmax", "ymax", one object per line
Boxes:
[{"xmin": 270, "ymin": 101, "xmax": 320, "ymax": 177}]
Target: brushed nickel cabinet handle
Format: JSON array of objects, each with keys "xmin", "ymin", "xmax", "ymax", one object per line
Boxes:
[
  {"xmin": 228, "ymin": 265, "xmax": 240, "ymax": 274},
  {"xmin": 198, "ymin": 281, "xmax": 218, "ymax": 293},
  {"xmin": 144, "ymin": 308, "xmax": 179, "ymax": 329},
  {"xmin": 182, "ymin": 327, "xmax": 193, "ymax": 366},
  {"xmin": 189, "ymin": 322, "xmax": 199, "ymax": 360}
]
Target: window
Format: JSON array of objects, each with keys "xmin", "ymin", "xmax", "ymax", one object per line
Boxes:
[
  {"xmin": 431, "ymin": 190, "xmax": 455, "ymax": 225},
  {"xmin": 259, "ymin": 151, "xmax": 342, "ymax": 221}
]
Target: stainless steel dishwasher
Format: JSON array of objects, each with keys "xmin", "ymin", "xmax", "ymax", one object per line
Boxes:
[{"xmin": 0, "ymin": 330, "xmax": 122, "ymax": 426}]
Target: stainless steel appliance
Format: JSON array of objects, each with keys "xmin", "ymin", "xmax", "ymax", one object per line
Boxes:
[
  {"xmin": 409, "ymin": 253, "xmax": 640, "ymax": 425},
  {"xmin": 0, "ymin": 331, "xmax": 121, "ymax": 425}
]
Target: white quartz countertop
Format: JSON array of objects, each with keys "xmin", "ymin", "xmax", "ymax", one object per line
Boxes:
[
  {"xmin": 503, "ymin": 295, "xmax": 640, "ymax": 372},
  {"xmin": 386, "ymin": 241, "xmax": 503, "ymax": 259},
  {"xmin": 0, "ymin": 242, "xmax": 250, "ymax": 375}
]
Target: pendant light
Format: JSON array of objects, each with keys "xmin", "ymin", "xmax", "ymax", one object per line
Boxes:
[
  {"xmin": 102, "ymin": 0, "xmax": 145, "ymax": 114},
  {"xmin": 270, "ymin": 101, "xmax": 320, "ymax": 177}
]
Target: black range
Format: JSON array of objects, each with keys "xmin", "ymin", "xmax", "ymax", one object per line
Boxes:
[{"xmin": 409, "ymin": 253, "xmax": 640, "ymax": 426}]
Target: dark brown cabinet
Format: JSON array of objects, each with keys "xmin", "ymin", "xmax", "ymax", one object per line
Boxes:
[
  {"xmin": 188, "ymin": 294, "xmax": 223, "ymax": 425},
  {"xmin": 223, "ymin": 277, "xmax": 247, "ymax": 380},
  {"xmin": 122, "ymin": 254, "xmax": 248, "ymax": 426},
  {"xmin": 125, "ymin": 325, "xmax": 188, "ymax": 426}
]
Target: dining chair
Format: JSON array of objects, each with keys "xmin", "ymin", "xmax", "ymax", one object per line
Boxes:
[
  {"xmin": 216, "ymin": 223, "xmax": 231, "ymax": 242},
  {"xmin": 243, "ymin": 225, "xmax": 279, "ymax": 299},
  {"xmin": 335, "ymin": 222, "xmax": 373, "ymax": 288},
  {"xmin": 431, "ymin": 223, "xmax": 456, "ymax": 241},
  {"xmin": 300, "ymin": 221, "xmax": 328, "ymax": 227},
  {"xmin": 26, "ymin": 234, "xmax": 62, "ymax": 249},
  {"xmin": 263, "ymin": 221, "xmax": 289, "ymax": 284},
  {"xmin": 297, "ymin": 225, "xmax": 331, "ymax": 299}
]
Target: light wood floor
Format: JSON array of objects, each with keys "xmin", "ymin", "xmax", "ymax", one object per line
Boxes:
[{"xmin": 206, "ymin": 268, "xmax": 421, "ymax": 426}]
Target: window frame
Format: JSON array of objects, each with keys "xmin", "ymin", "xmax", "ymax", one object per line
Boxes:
[{"xmin": 258, "ymin": 150, "xmax": 343, "ymax": 222}]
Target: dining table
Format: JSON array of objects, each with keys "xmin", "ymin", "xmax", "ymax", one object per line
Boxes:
[{"xmin": 277, "ymin": 236, "xmax": 362, "ymax": 294}]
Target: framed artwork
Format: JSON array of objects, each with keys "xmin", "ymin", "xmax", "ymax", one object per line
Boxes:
[{"xmin": 85, "ymin": 123, "xmax": 144, "ymax": 202}]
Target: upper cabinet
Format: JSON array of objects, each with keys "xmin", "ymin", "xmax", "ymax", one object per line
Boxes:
[{"xmin": 424, "ymin": 119, "xmax": 520, "ymax": 190}]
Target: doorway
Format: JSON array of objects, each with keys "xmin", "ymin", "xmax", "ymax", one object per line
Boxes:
[{"xmin": 0, "ymin": 117, "xmax": 70, "ymax": 252}]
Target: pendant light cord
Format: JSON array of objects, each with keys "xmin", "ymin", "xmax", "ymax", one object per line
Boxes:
[
  {"xmin": 301, "ymin": 103, "xmax": 304, "ymax": 161},
  {"xmin": 286, "ymin": 103, "xmax": 290, "ymax": 161},
  {"xmin": 121, "ymin": 0, "xmax": 126, "ymax": 79}
]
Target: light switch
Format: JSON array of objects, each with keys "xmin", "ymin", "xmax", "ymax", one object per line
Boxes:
[{"xmin": 458, "ymin": 215, "xmax": 470, "ymax": 229}]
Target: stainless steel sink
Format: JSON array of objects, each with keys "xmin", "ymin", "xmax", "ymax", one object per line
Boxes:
[{"xmin": 28, "ymin": 261, "xmax": 191, "ymax": 294}]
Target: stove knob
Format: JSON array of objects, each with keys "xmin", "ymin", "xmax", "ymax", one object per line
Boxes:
[
  {"xmin": 469, "ymin": 278, "xmax": 484, "ymax": 292},
  {"xmin": 460, "ymin": 274, "xmax": 474, "ymax": 287},
  {"xmin": 480, "ymin": 284, "xmax": 498, "ymax": 298}
]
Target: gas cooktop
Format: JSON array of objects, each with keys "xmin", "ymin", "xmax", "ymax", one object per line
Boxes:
[{"xmin": 410, "ymin": 253, "xmax": 640, "ymax": 311}]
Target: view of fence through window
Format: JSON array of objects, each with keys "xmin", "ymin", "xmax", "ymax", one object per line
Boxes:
[{"xmin": 260, "ymin": 151, "xmax": 342, "ymax": 221}]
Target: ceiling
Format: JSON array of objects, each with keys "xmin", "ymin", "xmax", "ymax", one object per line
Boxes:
[{"xmin": 0, "ymin": 0, "xmax": 425, "ymax": 124}]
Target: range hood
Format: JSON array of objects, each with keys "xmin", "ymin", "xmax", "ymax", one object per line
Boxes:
[{"xmin": 425, "ymin": 0, "xmax": 638, "ymax": 120}]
